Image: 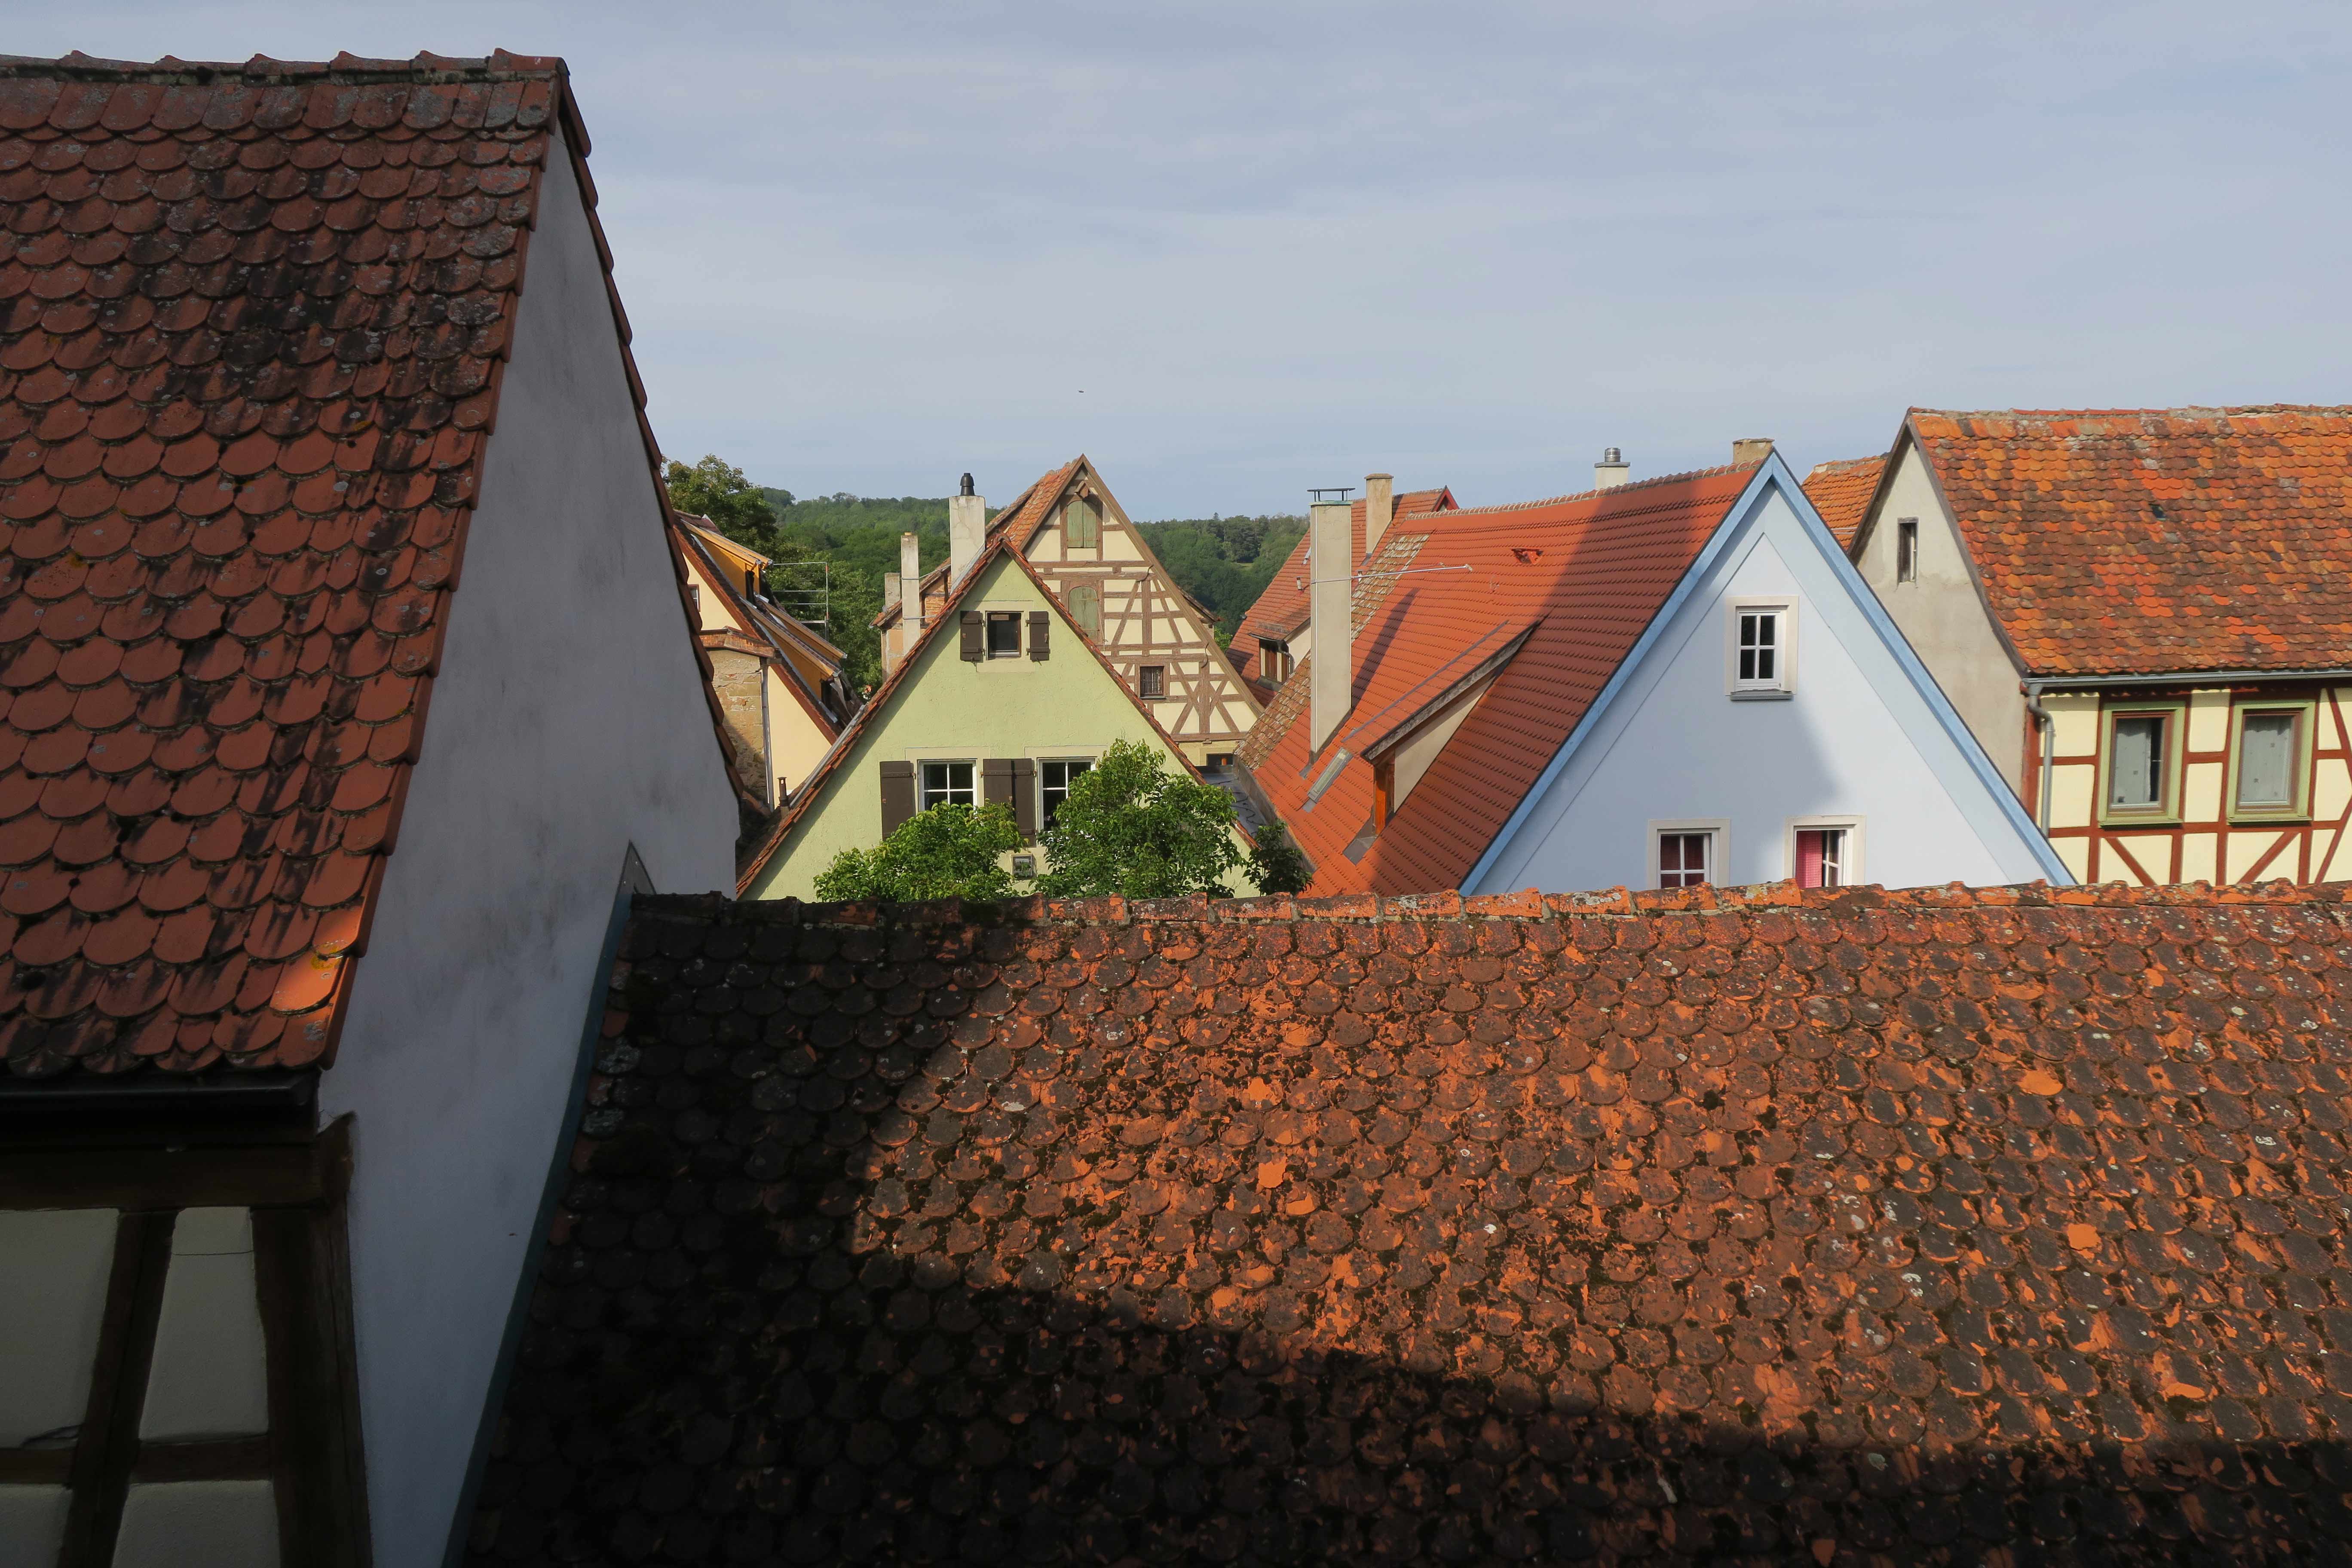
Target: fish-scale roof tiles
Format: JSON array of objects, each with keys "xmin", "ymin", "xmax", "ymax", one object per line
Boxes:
[
  {"xmin": 1907, "ymin": 406, "xmax": 2352, "ymax": 677},
  {"xmin": 471, "ymin": 879, "xmax": 2352, "ymax": 1565},
  {"xmin": 0, "ymin": 53, "xmax": 704, "ymax": 1075}
]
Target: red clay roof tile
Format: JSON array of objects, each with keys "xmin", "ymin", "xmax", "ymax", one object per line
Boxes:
[
  {"xmin": 1800, "ymin": 453, "xmax": 1883, "ymax": 548},
  {"xmin": 1906, "ymin": 406, "xmax": 2352, "ymax": 677},
  {"xmin": 0, "ymin": 52, "xmax": 732, "ymax": 1075},
  {"xmin": 1236, "ymin": 487, "xmax": 1456, "ymax": 646}
]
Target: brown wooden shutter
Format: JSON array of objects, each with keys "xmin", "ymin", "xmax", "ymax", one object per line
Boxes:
[
  {"xmin": 959, "ymin": 611, "xmax": 984, "ymax": 661},
  {"xmin": 880, "ymin": 761, "xmax": 914, "ymax": 833},
  {"xmin": 982, "ymin": 758, "xmax": 1015, "ymax": 815},
  {"xmin": 1027, "ymin": 611, "xmax": 1050, "ymax": 660},
  {"xmin": 1013, "ymin": 759, "xmax": 1038, "ymax": 840}
]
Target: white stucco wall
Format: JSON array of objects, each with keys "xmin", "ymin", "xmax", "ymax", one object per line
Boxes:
[
  {"xmin": 1850, "ymin": 442, "xmax": 2029, "ymax": 794},
  {"xmin": 318, "ymin": 126, "xmax": 738, "ymax": 1568},
  {"xmin": 1470, "ymin": 481, "xmax": 2057, "ymax": 894}
]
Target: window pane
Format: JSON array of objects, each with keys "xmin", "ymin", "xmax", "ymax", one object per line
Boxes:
[
  {"xmin": 921, "ymin": 762, "xmax": 975, "ymax": 808},
  {"xmin": 986, "ymin": 614, "xmax": 1021, "ymax": 656},
  {"xmin": 2108, "ymin": 714, "xmax": 2165, "ymax": 809},
  {"xmin": 1660, "ymin": 832, "xmax": 1709, "ymax": 888},
  {"xmin": 1797, "ymin": 829, "xmax": 1843, "ymax": 889},
  {"xmin": 2237, "ymin": 712, "xmax": 2298, "ymax": 808}
]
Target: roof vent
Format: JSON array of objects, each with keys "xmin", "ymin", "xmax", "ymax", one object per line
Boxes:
[
  {"xmin": 1594, "ymin": 447, "xmax": 1631, "ymax": 490},
  {"xmin": 959, "ymin": 472, "xmax": 975, "ymax": 497}
]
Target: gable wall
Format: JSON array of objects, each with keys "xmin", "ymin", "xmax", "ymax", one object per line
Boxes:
[
  {"xmin": 683, "ymin": 542, "xmax": 834, "ymax": 797},
  {"xmin": 1470, "ymin": 485, "xmax": 2055, "ymax": 894},
  {"xmin": 1851, "ymin": 441, "xmax": 2029, "ymax": 795},
  {"xmin": 1026, "ymin": 496, "xmax": 1258, "ymax": 760},
  {"xmin": 317, "ymin": 127, "xmax": 739, "ymax": 1567},
  {"xmin": 744, "ymin": 557, "xmax": 1207, "ymax": 900}
]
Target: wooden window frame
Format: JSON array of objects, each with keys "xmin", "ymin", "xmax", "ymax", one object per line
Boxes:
[
  {"xmin": 1649, "ymin": 818, "xmax": 1729, "ymax": 889},
  {"xmin": 1063, "ymin": 496, "xmax": 1102, "ymax": 551},
  {"xmin": 984, "ymin": 612, "xmax": 1023, "ymax": 659},
  {"xmin": 1895, "ymin": 518, "xmax": 1919, "ymax": 583},
  {"xmin": 0, "ymin": 1123, "xmax": 365, "ymax": 1568},
  {"xmin": 2227, "ymin": 697, "xmax": 2316, "ymax": 824},
  {"xmin": 1138, "ymin": 665, "xmax": 1167, "ymax": 701},
  {"xmin": 1725, "ymin": 599, "xmax": 1795, "ymax": 699},
  {"xmin": 1068, "ymin": 583, "xmax": 1102, "ymax": 640},
  {"xmin": 2098, "ymin": 699, "xmax": 2186, "ymax": 827}
]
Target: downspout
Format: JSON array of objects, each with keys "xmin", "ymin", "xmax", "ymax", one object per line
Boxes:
[
  {"xmin": 761, "ymin": 656, "xmax": 776, "ymax": 807},
  {"xmin": 2024, "ymin": 689, "xmax": 2053, "ymax": 831}
]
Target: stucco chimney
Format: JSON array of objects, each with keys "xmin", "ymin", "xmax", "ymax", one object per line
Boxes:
[
  {"xmin": 1364, "ymin": 473, "xmax": 1394, "ymax": 553},
  {"xmin": 1308, "ymin": 495, "xmax": 1354, "ymax": 754},
  {"xmin": 1594, "ymin": 447, "xmax": 1630, "ymax": 489},
  {"xmin": 948, "ymin": 472, "xmax": 986, "ymax": 585},
  {"xmin": 899, "ymin": 531, "xmax": 923, "ymax": 631},
  {"xmin": 1732, "ymin": 438, "xmax": 1774, "ymax": 466}
]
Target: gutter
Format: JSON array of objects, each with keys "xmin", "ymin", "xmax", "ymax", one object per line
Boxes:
[{"xmin": 2024, "ymin": 668, "xmax": 2352, "ymax": 694}]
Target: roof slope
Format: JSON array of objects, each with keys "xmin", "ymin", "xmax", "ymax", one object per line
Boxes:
[
  {"xmin": 671, "ymin": 516, "xmax": 843, "ymax": 734},
  {"xmin": 1237, "ymin": 486, "xmax": 1455, "ymax": 645},
  {"xmin": 1801, "ymin": 454, "xmax": 1884, "ymax": 548},
  {"xmin": 1906, "ymin": 406, "xmax": 2352, "ymax": 677},
  {"xmin": 1245, "ymin": 466, "xmax": 1758, "ymax": 895},
  {"xmin": 0, "ymin": 53, "xmax": 717, "ymax": 1075},
  {"xmin": 472, "ymin": 879, "xmax": 2352, "ymax": 1567},
  {"xmin": 871, "ymin": 459, "xmax": 1079, "ymax": 634}
]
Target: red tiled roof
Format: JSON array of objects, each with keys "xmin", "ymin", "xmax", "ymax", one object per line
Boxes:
[
  {"xmin": 869, "ymin": 459, "xmax": 1078, "ymax": 634},
  {"xmin": 1903, "ymin": 406, "xmax": 2352, "ymax": 677},
  {"xmin": 0, "ymin": 53, "xmax": 729, "ymax": 1075},
  {"xmin": 1245, "ymin": 465, "xmax": 1761, "ymax": 895},
  {"xmin": 1237, "ymin": 487, "xmax": 1454, "ymax": 646},
  {"xmin": 1801, "ymin": 454, "xmax": 1884, "ymax": 549},
  {"xmin": 671, "ymin": 517, "xmax": 842, "ymax": 735},
  {"xmin": 472, "ymin": 878, "xmax": 2352, "ymax": 1566}
]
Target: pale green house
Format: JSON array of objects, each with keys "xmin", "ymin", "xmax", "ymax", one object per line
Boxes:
[{"xmin": 738, "ymin": 542, "xmax": 1253, "ymax": 900}]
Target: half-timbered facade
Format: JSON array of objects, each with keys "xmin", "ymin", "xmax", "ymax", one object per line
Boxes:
[
  {"xmin": 877, "ymin": 459, "xmax": 1259, "ymax": 765},
  {"xmin": 1837, "ymin": 407, "xmax": 2352, "ymax": 887}
]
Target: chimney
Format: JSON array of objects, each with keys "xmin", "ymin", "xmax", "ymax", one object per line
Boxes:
[
  {"xmin": 1732, "ymin": 437, "xmax": 1774, "ymax": 466},
  {"xmin": 1594, "ymin": 447, "xmax": 1630, "ymax": 489},
  {"xmin": 1308, "ymin": 493, "xmax": 1354, "ymax": 754},
  {"xmin": 1364, "ymin": 473, "xmax": 1395, "ymax": 553},
  {"xmin": 899, "ymin": 531, "xmax": 923, "ymax": 631},
  {"xmin": 880, "ymin": 572, "xmax": 901, "ymax": 671},
  {"xmin": 948, "ymin": 471, "xmax": 986, "ymax": 585}
]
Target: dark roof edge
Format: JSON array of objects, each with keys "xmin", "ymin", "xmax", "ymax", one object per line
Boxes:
[{"xmin": 0, "ymin": 50, "xmax": 568, "ymax": 84}]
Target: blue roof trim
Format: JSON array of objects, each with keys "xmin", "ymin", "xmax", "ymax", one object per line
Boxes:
[{"xmin": 1458, "ymin": 452, "xmax": 2072, "ymax": 891}]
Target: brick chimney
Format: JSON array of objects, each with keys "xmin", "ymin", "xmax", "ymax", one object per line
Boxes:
[
  {"xmin": 948, "ymin": 471, "xmax": 986, "ymax": 585},
  {"xmin": 1308, "ymin": 495, "xmax": 1354, "ymax": 754},
  {"xmin": 1732, "ymin": 438, "xmax": 1774, "ymax": 466},
  {"xmin": 1364, "ymin": 473, "xmax": 1395, "ymax": 553},
  {"xmin": 1594, "ymin": 447, "xmax": 1630, "ymax": 489}
]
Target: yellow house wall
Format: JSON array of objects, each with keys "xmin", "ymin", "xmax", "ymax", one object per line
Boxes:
[{"xmin": 746, "ymin": 555, "xmax": 1257, "ymax": 901}]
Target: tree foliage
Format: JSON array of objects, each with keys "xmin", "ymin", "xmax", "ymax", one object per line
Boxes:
[
  {"xmin": 1035, "ymin": 741, "xmax": 1244, "ymax": 899},
  {"xmin": 812, "ymin": 802, "xmax": 1022, "ymax": 902},
  {"xmin": 665, "ymin": 454, "xmax": 786, "ymax": 549},
  {"xmin": 1133, "ymin": 514, "xmax": 1305, "ymax": 642},
  {"xmin": 1245, "ymin": 816, "xmax": 1311, "ymax": 895}
]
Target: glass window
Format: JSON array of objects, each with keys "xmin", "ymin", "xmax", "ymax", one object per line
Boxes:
[
  {"xmin": 1139, "ymin": 665, "xmax": 1166, "ymax": 701},
  {"xmin": 986, "ymin": 612, "xmax": 1022, "ymax": 658},
  {"xmin": 920, "ymin": 761, "xmax": 974, "ymax": 810},
  {"xmin": 1658, "ymin": 832, "xmax": 1710, "ymax": 888},
  {"xmin": 1795, "ymin": 828, "xmax": 1845, "ymax": 888},
  {"xmin": 1069, "ymin": 583, "xmax": 1101, "ymax": 638},
  {"xmin": 1041, "ymin": 760, "xmax": 1091, "ymax": 829},
  {"xmin": 1733, "ymin": 608, "xmax": 1785, "ymax": 690},
  {"xmin": 2107, "ymin": 713, "xmax": 2167, "ymax": 811},
  {"xmin": 2236, "ymin": 710, "xmax": 2301, "ymax": 811},
  {"xmin": 1896, "ymin": 519, "xmax": 1918, "ymax": 583},
  {"xmin": 1065, "ymin": 496, "xmax": 1101, "ymax": 548}
]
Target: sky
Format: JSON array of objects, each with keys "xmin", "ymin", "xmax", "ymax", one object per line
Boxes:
[{"xmin": 24, "ymin": 2, "xmax": 2352, "ymax": 516}]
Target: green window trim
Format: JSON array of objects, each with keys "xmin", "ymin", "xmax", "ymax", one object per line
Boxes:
[
  {"xmin": 2098, "ymin": 700, "xmax": 2185, "ymax": 827},
  {"xmin": 2226, "ymin": 698, "xmax": 2316, "ymax": 823}
]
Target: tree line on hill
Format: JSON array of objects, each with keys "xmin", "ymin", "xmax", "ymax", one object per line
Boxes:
[{"xmin": 664, "ymin": 455, "xmax": 1302, "ymax": 692}]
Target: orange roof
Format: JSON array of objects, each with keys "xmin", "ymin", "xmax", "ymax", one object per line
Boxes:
[
  {"xmin": 870, "ymin": 458, "xmax": 1080, "ymax": 633},
  {"xmin": 1899, "ymin": 406, "xmax": 2352, "ymax": 677},
  {"xmin": 1800, "ymin": 454, "xmax": 1884, "ymax": 548},
  {"xmin": 0, "ymin": 54, "xmax": 727, "ymax": 1076},
  {"xmin": 1236, "ymin": 487, "xmax": 1454, "ymax": 645},
  {"xmin": 1243, "ymin": 465, "xmax": 1761, "ymax": 894}
]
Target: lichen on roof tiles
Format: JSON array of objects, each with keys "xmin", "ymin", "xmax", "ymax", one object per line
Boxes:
[{"xmin": 472, "ymin": 879, "xmax": 2352, "ymax": 1566}]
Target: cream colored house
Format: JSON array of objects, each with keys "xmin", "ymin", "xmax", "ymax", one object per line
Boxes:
[
  {"xmin": 672, "ymin": 514, "xmax": 857, "ymax": 805},
  {"xmin": 877, "ymin": 460, "xmax": 1259, "ymax": 766},
  {"xmin": 1830, "ymin": 406, "xmax": 2352, "ymax": 885}
]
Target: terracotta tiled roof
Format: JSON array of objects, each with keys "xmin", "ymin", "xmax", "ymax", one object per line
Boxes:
[
  {"xmin": 1237, "ymin": 487, "xmax": 1455, "ymax": 646},
  {"xmin": 0, "ymin": 54, "xmax": 729, "ymax": 1075},
  {"xmin": 1903, "ymin": 406, "xmax": 2352, "ymax": 677},
  {"xmin": 1802, "ymin": 454, "xmax": 1885, "ymax": 549},
  {"xmin": 472, "ymin": 879, "xmax": 2352, "ymax": 1567},
  {"xmin": 1246, "ymin": 465, "xmax": 1761, "ymax": 895},
  {"xmin": 671, "ymin": 517, "xmax": 842, "ymax": 733},
  {"xmin": 872, "ymin": 458, "xmax": 1084, "ymax": 634}
]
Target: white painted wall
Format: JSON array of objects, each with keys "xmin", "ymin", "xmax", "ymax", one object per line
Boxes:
[
  {"xmin": 1850, "ymin": 442, "xmax": 2029, "ymax": 794},
  {"xmin": 1470, "ymin": 481, "xmax": 2057, "ymax": 894},
  {"xmin": 319, "ymin": 126, "xmax": 738, "ymax": 1568}
]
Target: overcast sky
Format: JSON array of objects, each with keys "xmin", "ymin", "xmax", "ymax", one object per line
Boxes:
[{"xmin": 28, "ymin": 3, "xmax": 2352, "ymax": 515}]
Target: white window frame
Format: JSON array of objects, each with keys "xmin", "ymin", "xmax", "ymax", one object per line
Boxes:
[
  {"xmin": 1895, "ymin": 518, "xmax": 1919, "ymax": 584},
  {"xmin": 916, "ymin": 758, "xmax": 977, "ymax": 811},
  {"xmin": 1649, "ymin": 818, "xmax": 1730, "ymax": 890},
  {"xmin": 1038, "ymin": 756, "xmax": 1095, "ymax": 832},
  {"xmin": 1725, "ymin": 598, "xmax": 1795, "ymax": 699},
  {"xmin": 1784, "ymin": 815, "xmax": 1864, "ymax": 889}
]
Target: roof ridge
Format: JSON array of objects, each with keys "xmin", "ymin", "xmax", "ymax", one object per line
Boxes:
[
  {"xmin": 0, "ymin": 50, "xmax": 569, "ymax": 83},
  {"xmin": 1431, "ymin": 460, "xmax": 1758, "ymax": 521},
  {"xmin": 1914, "ymin": 403, "xmax": 2352, "ymax": 423}
]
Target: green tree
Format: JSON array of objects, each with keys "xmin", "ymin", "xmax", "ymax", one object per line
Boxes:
[
  {"xmin": 1246, "ymin": 816, "xmax": 1311, "ymax": 895},
  {"xmin": 1037, "ymin": 741, "xmax": 1244, "ymax": 899},
  {"xmin": 812, "ymin": 802, "xmax": 1022, "ymax": 902},
  {"xmin": 664, "ymin": 453, "xmax": 784, "ymax": 551}
]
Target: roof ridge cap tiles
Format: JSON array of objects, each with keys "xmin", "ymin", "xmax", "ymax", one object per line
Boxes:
[{"xmin": 470, "ymin": 878, "xmax": 2352, "ymax": 1565}]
